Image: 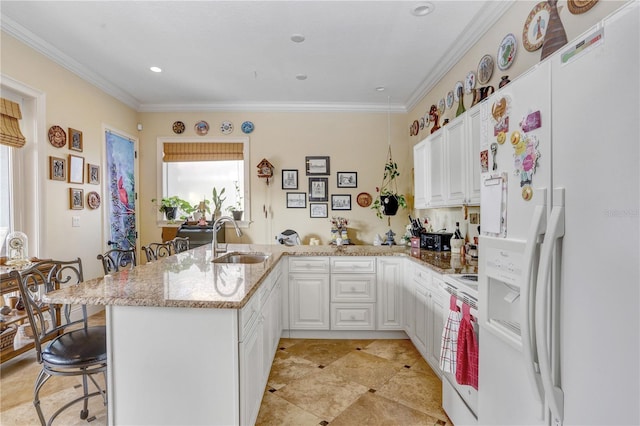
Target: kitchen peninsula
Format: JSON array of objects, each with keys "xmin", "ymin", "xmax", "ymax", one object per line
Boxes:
[{"xmin": 44, "ymin": 244, "xmax": 476, "ymax": 425}]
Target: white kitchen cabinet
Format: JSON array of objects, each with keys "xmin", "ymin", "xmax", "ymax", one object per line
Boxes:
[
  {"xmin": 413, "ymin": 139, "xmax": 429, "ymax": 209},
  {"xmin": 444, "ymin": 115, "xmax": 467, "ymax": 205},
  {"xmin": 239, "ymin": 310, "xmax": 264, "ymax": 426},
  {"xmin": 427, "ymin": 274, "xmax": 447, "ymax": 374},
  {"xmin": 402, "ymin": 261, "xmax": 415, "ymax": 336},
  {"xmin": 329, "ymin": 257, "xmax": 376, "ymax": 330},
  {"xmin": 289, "ymin": 257, "xmax": 330, "ymax": 330},
  {"xmin": 376, "ymin": 257, "xmax": 403, "ymax": 330},
  {"xmin": 426, "ymin": 130, "xmax": 446, "ymax": 207},
  {"xmin": 466, "ymin": 104, "xmax": 482, "ymax": 205},
  {"xmin": 411, "ymin": 264, "xmax": 431, "ymax": 357},
  {"xmin": 413, "ymin": 107, "xmax": 482, "ymax": 208}
]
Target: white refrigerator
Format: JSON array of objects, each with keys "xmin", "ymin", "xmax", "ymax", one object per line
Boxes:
[{"xmin": 478, "ymin": 2, "xmax": 639, "ymax": 425}]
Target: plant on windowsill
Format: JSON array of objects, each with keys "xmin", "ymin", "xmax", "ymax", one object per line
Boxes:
[
  {"xmin": 371, "ymin": 146, "xmax": 407, "ymax": 220},
  {"xmin": 225, "ymin": 181, "xmax": 243, "ymax": 221},
  {"xmin": 211, "ymin": 186, "xmax": 227, "ymax": 219},
  {"xmin": 152, "ymin": 196, "xmax": 192, "ymax": 222}
]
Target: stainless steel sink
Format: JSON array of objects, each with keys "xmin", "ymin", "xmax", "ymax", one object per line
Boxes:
[{"xmin": 212, "ymin": 252, "xmax": 270, "ymax": 264}]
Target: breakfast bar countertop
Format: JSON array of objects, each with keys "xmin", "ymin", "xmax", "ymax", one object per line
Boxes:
[{"xmin": 43, "ymin": 244, "xmax": 477, "ymax": 310}]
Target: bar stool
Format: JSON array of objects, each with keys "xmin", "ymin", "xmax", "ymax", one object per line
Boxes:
[
  {"xmin": 97, "ymin": 248, "xmax": 137, "ymax": 274},
  {"xmin": 141, "ymin": 242, "xmax": 173, "ymax": 263},
  {"xmin": 171, "ymin": 237, "xmax": 190, "ymax": 254},
  {"xmin": 10, "ymin": 259, "xmax": 107, "ymax": 425}
]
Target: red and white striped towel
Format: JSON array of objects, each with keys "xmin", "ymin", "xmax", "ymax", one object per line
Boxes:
[
  {"xmin": 456, "ymin": 302, "xmax": 479, "ymax": 390},
  {"xmin": 440, "ymin": 294, "xmax": 461, "ymax": 373}
]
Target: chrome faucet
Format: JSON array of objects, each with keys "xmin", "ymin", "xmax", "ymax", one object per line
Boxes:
[{"xmin": 212, "ymin": 216, "xmax": 243, "ymax": 255}]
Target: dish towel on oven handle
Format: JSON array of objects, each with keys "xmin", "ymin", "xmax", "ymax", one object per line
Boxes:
[
  {"xmin": 440, "ymin": 294, "xmax": 461, "ymax": 373},
  {"xmin": 456, "ymin": 302, "xmax": 479, "ymax": 390}
]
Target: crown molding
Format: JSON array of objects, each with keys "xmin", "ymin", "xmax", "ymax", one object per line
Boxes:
[
  {"xmin": 404, "ymin": 1, "xmax": 514, "ymax": 112},
  {"xmin": 1, "ymin": 16, "xmax": 142, "ymax": 111},
  {"xmin": 3, "ymin": 2, "xmax": 513, "ymax": 114},
  {"xmin": 138, "ymin": 101, "xmax": 407, "ymax": 114}
]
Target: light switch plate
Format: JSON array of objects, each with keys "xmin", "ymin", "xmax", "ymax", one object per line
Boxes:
[{"xmin": 72, "ymin": 216, "xmax": 80, "ymax": 227}]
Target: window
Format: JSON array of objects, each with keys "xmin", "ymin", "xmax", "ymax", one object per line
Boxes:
[
  {"xmin": 157, "ymin": 137, "xmax": 250, "ymax": 224},
  {"xmin": 0, "ymin": 81, "xmax": 43, "ymax": 258}
]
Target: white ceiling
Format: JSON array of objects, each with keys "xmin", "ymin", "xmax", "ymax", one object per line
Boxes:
[{"xmin": 1, "ymin": 1, "xmax": 511, "ymax": 112}]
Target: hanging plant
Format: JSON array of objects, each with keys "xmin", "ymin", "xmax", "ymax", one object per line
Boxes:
[{"xmin": 371, "ymin": 146, "xmax": 407, "ymax": 219}]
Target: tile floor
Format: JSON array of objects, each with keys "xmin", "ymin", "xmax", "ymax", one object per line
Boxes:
[
  {"xmin": 256, "ymin": 338, "xmax": 451, "ymax": 426},
  {"xmin": 1, "ymin": 311, "xmax": 450, "ymax": 425}
]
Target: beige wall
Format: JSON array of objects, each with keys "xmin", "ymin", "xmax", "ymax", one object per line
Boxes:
[
  {"xmin": 1, "ymin": 33, "xmax": 138, "ymax": 280},
  {"xmin": 138, "ymin": 111, "xmax": 411, "ymax": 248}
]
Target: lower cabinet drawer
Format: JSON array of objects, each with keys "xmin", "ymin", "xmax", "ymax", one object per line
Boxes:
[{"xmin": 331, "ymin": 303, "xmax": 375, "ymax": 330}]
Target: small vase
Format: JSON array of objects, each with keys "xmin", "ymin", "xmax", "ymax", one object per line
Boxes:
[
  {"xmin": 455, "ymin": 86, "xmax": 466, "ymax": 117},
  {"xmin": 232, "ymin": 210, "xmax": 243, "ymax": 221}
]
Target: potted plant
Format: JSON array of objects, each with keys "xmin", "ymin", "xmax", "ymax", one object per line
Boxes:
[
  {"xmin": 211, "ymin": 186, "xmax": 226, "ymax": 219},
  {"xmin": 371, "ymin": 146, "xmax": 407, "ymax": 219},
  {"xmin": 152, "ymin": 196, "xmax": 191, "ymax": 222},
  {"xmin": 225, "ymin": 181, "xmax": 243, "ymax": 221},
  {"xmin": 192, "ymin": 199, "xmax": 211, "ymax": 221}
]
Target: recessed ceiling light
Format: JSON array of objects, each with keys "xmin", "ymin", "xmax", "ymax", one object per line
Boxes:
[
  {"xmin": 290, "ymin": 34, "xmax": 305, "ymax": 43},
  {"xmin": 150, "ymin": 66, "xmax": 162, "ymax": 73},
  {"xmin": 411, "ymin": 2, "xmax": 434, "ymax": 16},
  {"xmin": 376, "ymin": 86, "xmax": 386, "ymax": 92},
  {"xmin": 296, "ymin": 74, "xmax": 308, "ymax": 80}
]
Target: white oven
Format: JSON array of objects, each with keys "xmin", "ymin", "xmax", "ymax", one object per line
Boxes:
[{"xmin": 441, "ymin": 274, "xmax": 479, "ymax": 426}]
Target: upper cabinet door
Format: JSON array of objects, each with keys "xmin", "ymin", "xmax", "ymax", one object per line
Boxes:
[
  {"xmin": 444, "ymin": 115, "xmax": 466, "ymax": 205},
  {"xmin": 413, "ymin": 139, "xmax": 429, "ymax": 209}
]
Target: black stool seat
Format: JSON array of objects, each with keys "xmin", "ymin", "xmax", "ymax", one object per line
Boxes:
[{"xmin": 42, "ymin": 326, "xmax": 107, "ymax": 367}]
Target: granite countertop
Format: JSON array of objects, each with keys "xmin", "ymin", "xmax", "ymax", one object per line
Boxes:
[{"xmin": 43, "ymin": 244, "xmax": 477, "ymax": 310}]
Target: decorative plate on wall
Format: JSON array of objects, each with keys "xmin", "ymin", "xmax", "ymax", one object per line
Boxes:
[
  {"xmin": 568, "ymin": 0, "xmax": 598, "ymax": 14},
  {"xmin": 356, "ymin": 192, "xmax": 372, "ymax": 207},
  {"xmin": 172, "ymin": 121, "xmax": 185, "ymax": 134},
  {"xmin": 446, "ymin": 90, "xmax": 454, "ymax": 109},
  {"xmin": 241, "ymin": 121, "xmax": 254, "ymax": 134},
  {"xmin": 497, "ymin": 33, "xmax": 517, "ymax": 70},
  {"xmin": 464, "ymin": 70, "xmax": 477, "ymax": 94},
  {"xmin": 87, "ymin": 191, "xmax": 101, "ymax": 209},
  {"xmin": 454, "ymin": 81, "xmax": 464, "ymax": 102},
  {"xmin": 523, "ymin": 2, "xmax": 551, "ymax": 52},
  {"xmin": 477, "ymin": 54, "xmax": 495, "ymax": 85},
  {"xmin": 48, "ymin": 125, "xmax": 66, "ymax": 148},
  {"xmin": 220, "ymin": 121, "xmax": 234, "ymax": 134},
  {"xmin": 194, "ymin": 120, "xmax": 209, "ymax": 136}
]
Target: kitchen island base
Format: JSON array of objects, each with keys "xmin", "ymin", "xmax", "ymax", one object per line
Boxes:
[{"xmin": 106, "ymin": 305, "xmax": 240, "ymax": 426}]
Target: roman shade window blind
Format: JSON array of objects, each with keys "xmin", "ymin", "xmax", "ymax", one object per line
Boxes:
[
  {"xmin": 162, "ymin": 142, "xmax": 243, "ymax": 162},
  {"xmin": 0, "ymin": 98, "xmax": 26, "ymax": 148}
]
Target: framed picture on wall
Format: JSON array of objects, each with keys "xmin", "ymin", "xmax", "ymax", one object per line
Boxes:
[
  {"xmin": 282, "ymin": 169, "xmax": 298, "ymax": 189},
  {"xmin": 69, "ymin": 188, "xmax": 84, "ymax": 210},
  {"xmin": 49, "ymin": 156, "xmax": 66, "ymax": 181},
  {"xmin": 306, "ymin": 156, "xmax": 330, "ymax": 175},
  {"xmin": 310, "ymin": 203, "xmax": 328, "ymax": 218},
  {"xmin": 337, "ymin": 172, "xmax": 357, "ymax": 188},
  {"xmin": 308, "ymin": 177, "xmax": 328, "ymax": 201},
  {"xmin": 286, "ymin": 192, "xmax": 306, "ymax": 208},
  {"xmin": 68, "ymin": 128, "xmax": 83, "ymax": 152},
  {"xmin": 331, "ymin": 194, "xmax": 351, "ymax": 210},
  {"xmin": 88, "ymin": 163, "xmax": 100, "ymax": 184},
  {"xmin": 68, "ymin": 154, "xmax": 84, "ymax": 184}
]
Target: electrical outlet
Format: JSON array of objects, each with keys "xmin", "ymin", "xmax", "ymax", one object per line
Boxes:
[{"xmin": 72, "ymin": 216, "xmax": 80, "ymax": 227}]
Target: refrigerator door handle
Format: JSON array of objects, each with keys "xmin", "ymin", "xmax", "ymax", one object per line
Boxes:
[
  {"xmin": 521, "ymin": 190, "xmax": 547, "ymax": 404},
  {"xmin": 535, "ymin": 190, "xmax": 565, "ymax": 425}
]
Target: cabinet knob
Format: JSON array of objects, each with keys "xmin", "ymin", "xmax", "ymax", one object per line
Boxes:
[
  {"xmin": 350, "ymin": 286, "xmax": 356, "ymax": 292},
  {"xmin": 350, "ymin": 315, "xmax": 356, "ymax": 320}
]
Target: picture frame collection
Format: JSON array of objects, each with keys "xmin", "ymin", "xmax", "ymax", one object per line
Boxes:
[
  {"xmin": 48, "ymin": 125, "xmax": 101, "ymax": 210},
  {"xmin": 283, "ymin": 156, "xmax": 357, "ymax": 218}
]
